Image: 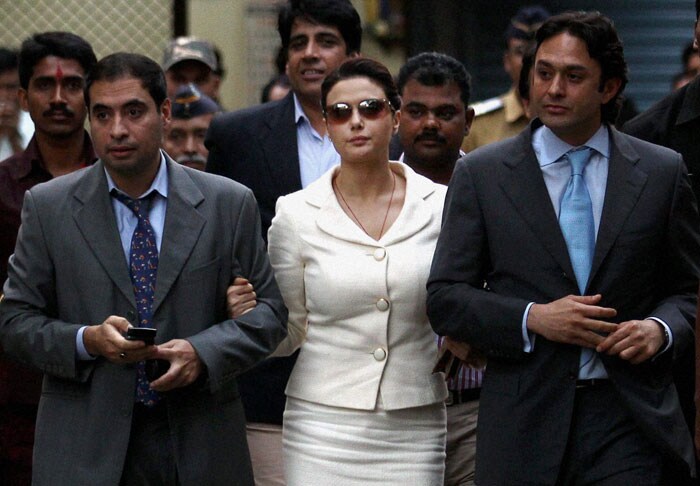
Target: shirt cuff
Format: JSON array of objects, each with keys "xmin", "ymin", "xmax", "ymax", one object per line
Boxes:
[
  {"xmin": 647, "ymin": 317, "xmax": 673, "ymax": 356},
  {"xmin": 522, "ymin": 302, "xmax": 536, "ymax": 353},
  {"xmin": 76, "ymin": 326, "xmax": 96, "ymax": 361}
]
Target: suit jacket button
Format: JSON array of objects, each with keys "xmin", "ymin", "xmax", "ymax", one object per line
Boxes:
[
  {"xmin": 376, "ymin": 298, "xmax": 390, "ymax": 311},
  {"xmin": 126, "ymin": 310, "xmax": 136, "ymax": 323},
  {"xmin": 373, "ymin": 348, "xmax": 387, "ymax": 361},
  {"xmin": 373, "ymin": 248, "xmax": 386, "ymax": 261}
]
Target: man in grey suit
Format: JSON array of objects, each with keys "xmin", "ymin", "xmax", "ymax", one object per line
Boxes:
[
  {"xmin": 428, "ymin": 11, "xmax": 700, "ymax": 485},
  {"xmin": 0, "ymin": 52, "xmax": 287, "ymax": 485}
]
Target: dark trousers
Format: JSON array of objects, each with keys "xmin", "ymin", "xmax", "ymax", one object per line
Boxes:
[
  {"xmin": 120, "ymin": 401, "xmax": 178, "ymax": 486},
  {"xmin": 556, "ymin": 381, "xmax": 662, "ymax": 486}
]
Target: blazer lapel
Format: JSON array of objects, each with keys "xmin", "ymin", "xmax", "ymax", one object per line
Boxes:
[
  {"xmin": 589, "ymin": 129, "xmax": 647, "ymax": 283},
  {"xmin": 380, "ymin": 163, "xmax": 433, "ymax": 246},
  {"xmin": 72, "ymin": 162, "xmax": 134, "ymax": 306},
  {"xmin": 311, "ymin": 163, "xmax": 434, "ymax": 246},
  {"xmin": 499, "ymin": 128, "xmax": 578, "ymax": 282},
  {"xmin": 312, "ymin": 168, "xmax": 373, "ymax": 246},
  {"xmin": 152, "ymin": 160, "xmax": 206, "ymax": 314},
  {"xmin": 260, "ymin": 93, "xmax": 302, "ymax": 194}
]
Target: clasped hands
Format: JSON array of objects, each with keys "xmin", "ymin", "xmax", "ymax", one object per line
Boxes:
[
  {"xmin": 527, "ymin": 294, "xmax": 666, "ymax": 364},
  {"xmin": 82, "ymin": 277, "xmax": 258, "ymax": 392}
]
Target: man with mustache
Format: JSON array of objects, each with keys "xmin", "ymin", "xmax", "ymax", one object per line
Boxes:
[
  {"xmin": 397, "ymin": 52, "xmax": 474, "ymax": 185},
  {"xmin": 164, "ymin": 83, "xmax": 219, "ymax": 171},
  {"xmin": 394, "ymin": 52, "xmax": 478, "ymax": 486},
  {"xmin": 0, "ymin": 31, "xmax": 96, "ymax": 485}
]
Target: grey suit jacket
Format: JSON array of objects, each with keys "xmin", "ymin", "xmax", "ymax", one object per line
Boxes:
[
  {"xmin": 427, "ymin": 121, "xmax": 700, "ymax": 484},
  {"xmin": 205, "ymin": 91, "xmax": 301, "ymax": 425},
  {"xmin": 0, "ymin": 156, "xmax": 288, "ymax": 486}
]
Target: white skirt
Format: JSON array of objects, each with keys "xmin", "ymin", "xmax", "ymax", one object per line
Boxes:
[{"xmin": 283, "ymin": 396, "xmax": 446, "ymax": 486}]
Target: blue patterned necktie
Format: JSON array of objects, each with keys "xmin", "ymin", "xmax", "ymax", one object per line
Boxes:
[
  {"xmin": 558, "ymin": 147, "xmax": 603, "ymax": 377},
  {"xmin": 559, "ymin": 147, "xmax": 594, "ymax": 294},
  {"xmin": 112, "ymin": 191, "xmax": 160, "ymax": 407}
]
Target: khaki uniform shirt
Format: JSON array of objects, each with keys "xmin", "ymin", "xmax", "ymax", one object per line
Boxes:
[{"xmin": 462, "ymin": 88, "xmax": 528, "ymax": 153}]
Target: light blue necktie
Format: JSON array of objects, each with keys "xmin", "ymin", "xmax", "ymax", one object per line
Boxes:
[
  {"xmin": 559, "ymin": 147, "xmax": 594, "ymax": 294},
  {"xmin": 558, "ymin": 147, "xmax": 604, "ymax": 378}
]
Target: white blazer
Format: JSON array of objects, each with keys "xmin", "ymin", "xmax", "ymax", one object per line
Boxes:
[{"xmin": 268, "ymin": 162, "xmax": 448, "ymax": 411}]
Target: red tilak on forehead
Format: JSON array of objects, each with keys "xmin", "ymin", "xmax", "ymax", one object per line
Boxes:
[{"xmin": 55, "ymin": 63, "xmax": 63, "ymax": 81}]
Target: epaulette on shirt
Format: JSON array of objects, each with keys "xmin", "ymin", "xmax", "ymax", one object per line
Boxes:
[{"xmin": 470, "ymin": 96, "xmax": 504, "ymax": 117}]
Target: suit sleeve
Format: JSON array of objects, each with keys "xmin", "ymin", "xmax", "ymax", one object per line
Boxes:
[
  {"xmin": 186, "ymin": 189, "xmax": 288, "ymax": 393},
  {"xmin": 0, "ymin": 190, "xmax": 90, "ymax": 382},
  {"xmin": 648, "ymin": 155, "xmax": 700, "ymax": 362},
  {"xmin": 427, "ymin": 158, "xmax": 530, "ymax": 360},
  {"xmin": 267, "ymin": 196, "xmax": 307, "ymax": 356}
]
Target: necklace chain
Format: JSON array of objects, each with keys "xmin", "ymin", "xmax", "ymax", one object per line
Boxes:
[{"xmin": 333, "ymin": 171, "xmax": 396, "ymax": 240}]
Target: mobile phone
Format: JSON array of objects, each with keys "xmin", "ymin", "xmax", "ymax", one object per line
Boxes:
[{"xmin": 124, "ymin": 327, "xmax": 157, "ymax": 345}]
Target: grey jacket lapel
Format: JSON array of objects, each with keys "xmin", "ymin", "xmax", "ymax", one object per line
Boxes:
[
  {"xmin": 152, "ymin": 159, "xmax": 206, "ymax": 314},
  {"xmin": 72, "ymin": 162, "xmax": 134, "ymax": 306}
]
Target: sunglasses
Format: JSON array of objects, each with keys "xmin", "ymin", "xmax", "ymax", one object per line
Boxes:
[{"xmin": 324, "ymin": 98, "xmax": 393, "ymax": 124}]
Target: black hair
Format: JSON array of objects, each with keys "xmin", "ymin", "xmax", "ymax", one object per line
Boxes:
[
  {"xmin": 535, "ymin": 11, "xmax": 628, "ymax": 124},
  {"xmin": 0, "ymin": 48, "xmax": 18, "ymax": 74},
  {"xmin": 85, "ymin": 52, "xmax": 167, "ymax": 109},
  {"xmin": 505, "ymin": 5, "xmax": 550, "ymax": 45},
  {"xmin": 278, "ymin": 0, "xmax": 362, "ymax": 55},
  {"xmin": 682, "ymin": 41, "xmax": 698, "ymax": 70},
  {"xmin": 321, "ymin": 57, "xmax": 400, "ymax": 114},
  {"xmin": 518, "ymin": 44, "xmax": 537, "ymax": 101},
  {"xmin": 18, "ymin": 32, "xmax": 96, "ymax": 89},
  {"xmin": 397, "ymin": 52, "xmax": 471, "ymax": 106},
  {"xmin": 261, "ymin": 74, "xmax": 291, "ymax": 103}
]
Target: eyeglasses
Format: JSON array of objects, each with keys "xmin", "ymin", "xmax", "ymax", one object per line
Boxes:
[{"xmin": 324, "ymin": 98, "xmax": 393, "ymax": 124}]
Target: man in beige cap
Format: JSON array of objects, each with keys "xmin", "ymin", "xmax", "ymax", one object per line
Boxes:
[{"xmin": 163, "ymin": 36, "xmax": 220, "ymax": 102}]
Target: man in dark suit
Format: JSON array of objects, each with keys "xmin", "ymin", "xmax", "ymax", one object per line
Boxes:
[
  {"xmin": 0, "ymin": 52, "xmax": 287, "ymax": 485},
  {"xmin": 205, "ymin": 1, "xmax": 361, "ymax": 482},
  {"xmin": 427, "ymin": 11, "xmax": 700, "ymax": 485}
]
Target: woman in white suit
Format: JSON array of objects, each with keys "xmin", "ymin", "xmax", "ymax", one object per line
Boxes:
[{"xmin": 267, "ymin": 58, "xmax": 448, "ymax": 485}]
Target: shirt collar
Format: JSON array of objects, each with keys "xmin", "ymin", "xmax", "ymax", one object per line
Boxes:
[
  {"xmin": 13, "ymin": 130, "xmax": 97, "ymax": 181},
  {"xmin": 105, "ymin": 150, "xmax": 169, "ymax": 199},
  {"xmin": 533, "ymin": 123, "xmax": 610, "ymax": 168},
  {"xmin": 293, "ymin": 93, "xmax": 310, "ymax": 125}
]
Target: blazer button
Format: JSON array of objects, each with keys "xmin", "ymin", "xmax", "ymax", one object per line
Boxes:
[
  {"xmin": 373, "ymin": 347, "xmax": 387, "ymax": 361},
  {"xmin": 373, "ymin": 248, "xmax": 386, "ymax": 261},
  {"xmin": 376, "ymin": 298, "xmax": 390, "ymax": 311},
  {"xmin": 126, "ymin": 310, "xmax": 136, "ymax": 323}
]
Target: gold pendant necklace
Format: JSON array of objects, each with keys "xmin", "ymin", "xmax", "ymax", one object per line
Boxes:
[{"xmin": 333, "ymin": 170, "xmax": 396, "ymax": 240}]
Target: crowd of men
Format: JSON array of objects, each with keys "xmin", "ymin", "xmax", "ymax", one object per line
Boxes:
[{"xmin": 1, "ymin": 0, "xmax": 700, "ymax": 484}]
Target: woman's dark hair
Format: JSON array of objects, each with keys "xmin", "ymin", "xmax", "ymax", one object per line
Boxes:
[
  {"xmin": 535, "ymin": 11, "xmax": 628, "ymax": 124},
  {"xmin": 321, "ymin": 57, "xmax": 401, "ymax": 114}
]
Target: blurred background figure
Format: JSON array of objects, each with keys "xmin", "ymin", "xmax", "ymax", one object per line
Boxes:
[
  {"xmin": 0, "ymin": 31, "xmax": 97, "ymax": 486},
  {"xmin": 0, "ymin": 48, "xmax": 32, "ymax": 161},
  {"xmin": 672, "ymin": 41, "xmax": 699, "ymax": 91},
  {"xmin": 164, "ymin": 83, "xmax": 220, "ymax": 171},
  {"xmin": 163, "ymin": 36, "xmax": 221, "ymax": 103},
  {"xmin": 261, "ymin": 74, "xmax": 291, "ymax": 103},
  {"xmin": 462, "ymin": 5, "xmax": 549, "ymax": 153},
  {"xmin": 394, "ymin": 52, "xmax": 479, "ymax": 486}
]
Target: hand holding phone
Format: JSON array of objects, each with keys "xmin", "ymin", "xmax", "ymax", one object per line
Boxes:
[{"xmin": 124, "ymin": 327, "xmax": 157, "ymax": 346}]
